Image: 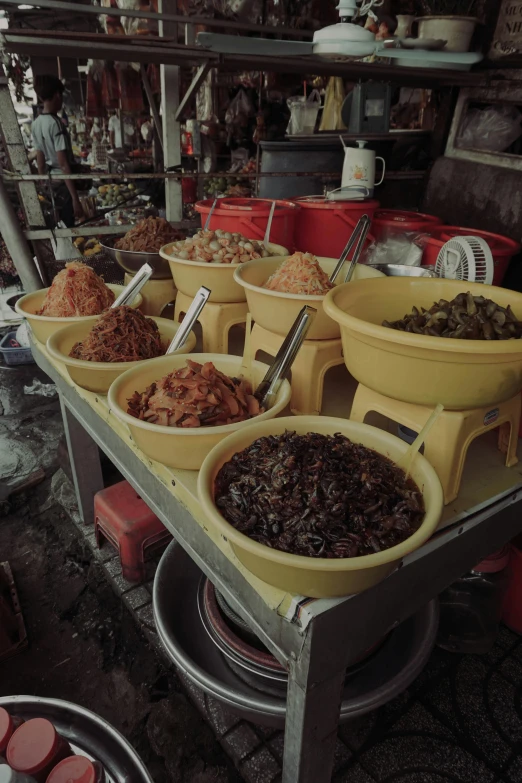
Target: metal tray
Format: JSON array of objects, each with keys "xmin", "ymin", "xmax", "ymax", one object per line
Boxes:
[
  {"xmin": 154, "ymin": 541, "xmax": 439, "ymax": 728},
  {"xmin": 0, "ymin": 696, "xmax": 153, "ymax": 782}
]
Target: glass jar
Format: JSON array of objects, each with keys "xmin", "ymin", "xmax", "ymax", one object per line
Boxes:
[{"xmin": 438, "ymin": 547, "xmax": 511, "ymax": 654}]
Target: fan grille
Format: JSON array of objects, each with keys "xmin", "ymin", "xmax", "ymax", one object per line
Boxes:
[{"xmin": 435, "ymin": 236, "xmax": 494, "ymax": 284}]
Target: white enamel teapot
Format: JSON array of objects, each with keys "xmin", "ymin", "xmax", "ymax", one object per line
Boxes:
[{"xmin": 340, "ymin": 138, "xmax": 385, "ymax": 198}]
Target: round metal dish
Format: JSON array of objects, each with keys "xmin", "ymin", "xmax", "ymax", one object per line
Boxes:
[
  {"xmin": 198, "ymin": 578, "xmax": 389, "ymax": 697},
  {"xmin": 0, "ymin": 696, "xmax": 153, "ymax": 782},
  {"xmin": 153, "ymin": 541, "xmax": 439, "ymax": 728},
  {"xmin": 101, "ymin": 240, "xmax": 171, "ymax": 280},
  {"xmin": 367, "ymin": 264, "xmax": 437, "ymax": 277}
]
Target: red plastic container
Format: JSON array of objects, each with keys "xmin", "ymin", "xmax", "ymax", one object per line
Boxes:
[
  {"xmin": 503, "ymin": 543, "xmax": 522, "ymax": 633},
  {"xmin": 372, "ymin": 209, "xmax": 442, "ymax": 241},
  {"xmin": 422, "ymin": 226, "xmax": 521, "ymax": 287},
  {"xmin": 195, "ymin": 198, "xmax": 300, "ymax": 252},
  {"xmin": 0, "ymin": 708, "xmax": 23, "ymax": 754},
  {"xmin": 46, "ymin": 756, "xmax": 105, "ymax": 782},
  {"xmin": 7, "ymin": 719, "xmax": 72, "ymax": 782},
  {"xmin": 292, "ymin": 196, "xmax": 380, "ymax": 258}
]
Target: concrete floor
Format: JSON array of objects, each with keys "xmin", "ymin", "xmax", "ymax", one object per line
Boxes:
[{"xmin": 1, "ymin": 341, "xmax": 522, "ymax": 783}]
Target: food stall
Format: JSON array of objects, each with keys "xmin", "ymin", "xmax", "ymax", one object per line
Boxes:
[{"xmin": 2, "ymin": 0, "xmax": 522, "ymax": 781}]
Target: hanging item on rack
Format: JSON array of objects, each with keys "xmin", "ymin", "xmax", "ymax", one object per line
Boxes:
[
  {"xmin": 319, "ymin": 77, "xmax": 347, "ymax": 132},
  {"xmin": 117, "ymin": 64, "xmax": 145, "ymax": 113},
  {"xmin": 101, "ymin": 63, "xmax": 120, "ymax": 110},
  {"xmin": 86, "ymin": 60, "xmax": 104, "ymax": 118}
]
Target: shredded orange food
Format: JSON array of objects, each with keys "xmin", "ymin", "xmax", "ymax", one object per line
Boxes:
[
  {"xmin": 263, "ymin": 252, "xmax": 334, "ymax": 296},
  {"xmin": 69, "ymin": 306, "xmax": 164, "ymax": 363},
  {"xmin": 115, "ymin": 217, "xmax": 183, "ymax": 253},
  {"xmin": 38, "ymin": 262, "xmax": 115, "ymax": 317}
]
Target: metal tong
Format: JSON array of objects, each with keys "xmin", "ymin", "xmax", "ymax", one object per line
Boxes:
[
  {"xmin": 263, "ymin": 200, "xmax": 276, "ymax": 251},
  {"xmin": 254, "ymin": 305, "xmax": 316, "ymax": 410},
  {"xmin": 166, "ymin": 286, "xmax": 211, "ymax": 354},
  {"xmin": 112, "ymin": 263, "xmax": 154, "ymax": 308},
  {"xmin": 329, "ymin": 214, "xmax": 371, "ymax": 285},
  {"xmin": 204, "ymin": 198, "xmax": 218, "ymax": 231}
]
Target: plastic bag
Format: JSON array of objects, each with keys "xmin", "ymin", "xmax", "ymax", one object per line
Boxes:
[
  {"xmin": 287, "ymin": 90, "xmax": 321, "ymax": 135},
  {"xmin": 458, "ymin": 105, "xmax": 522, "ymax": 153},
  {"xmin": 319, "ymin": 77, "xmax": 346, "ymax": 132},
  {"xmin": 362, "ymin": 233, "xmax": 425, "ymax": 267},
  {"xmin": 50, "ymin": 223, "xmax": 83, "ymax": 262},
  {"xmin": 225, "ymin": 89, "xmax": 255, "ymax": 127}
]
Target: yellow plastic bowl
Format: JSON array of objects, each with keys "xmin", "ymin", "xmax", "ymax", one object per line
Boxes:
[
  {"xmin": 46, "ymin": 317, "xmax": 196, "ymax": 394},
  {"xmin": 233, "ymin": 257, "xmax": 385, "ymax": 340},
  {"xmin": 159, "ymin": 241, "xmax": 288, "ymax": 303},
  {"xmin": 108, "ymin": 353, "xmax": 292, "ymax": 470},
  {"xmin": 323, "ymin": 277, "xmax": 522, "ymax": 410},
  {"xmin": 198, "ymin": 415, "xmax": 443, "ymax": 598},
  {"xmin": 15, "ymin": 284, "xmax": 143, "ymax": 345}
]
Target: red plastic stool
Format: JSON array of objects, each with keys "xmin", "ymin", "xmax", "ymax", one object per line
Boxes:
[{"xmin": 94, "ymin": 481, "xmax": 172, "ymax": 583}]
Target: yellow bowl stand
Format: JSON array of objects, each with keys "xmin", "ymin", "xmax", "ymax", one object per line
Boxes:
[
  {"xmin": 350, "ymin": 383, "xmax": 521, "ymax": 505},
  {"xmin": 124, "ymin": 273, "xmax": 177, "ymax": 317},
  {"xmin": 174, "ymin": 291, "xmax": 248, "ymax": 354},
  {"xmin": 250, "ymin": 323, "xmax": 344, "ymax": 415}
]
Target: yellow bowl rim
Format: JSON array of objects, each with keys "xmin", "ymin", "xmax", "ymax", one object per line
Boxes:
[
  {"xmin": 107, "ymin": 352, "xmax": 292, "ymax": 437},
  {"xmin": 198, "ymin": 415, "xmax": 444, "ymax": 572},
  {"xmin": 323, "ymin": 278, "xmax": 522, "ymax": 355},
  {"xmin": 46, "ymin": 316, "xmax": 195, "ymax": 371},
  {"xmin": 159, "ymin": 240, "xmax": 288, "ymax": 270},
  {"xmin": 15, "ymin": 284, "xmax": 143, "ymax": 323}
]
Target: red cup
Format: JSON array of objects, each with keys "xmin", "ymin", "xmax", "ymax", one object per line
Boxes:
[
  {"xmin": 0, "ymin": 708, "xmax": 24, "ymax": 754},
  {"xmin": 46, "ymin": 755, "xmax": 105, "ymax": 783},
  {"xmin": 7, "ymin": 719, "xmax": 72, "ymax": 782}
]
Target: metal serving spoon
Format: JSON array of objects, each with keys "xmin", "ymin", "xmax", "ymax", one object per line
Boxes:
[
  {"xmin": 329, "ymin": 214, "xmax": 371, "ymax": 284},
  {"xmin": 254, "ymin": 305, "xmax": 316, "ymax": 410},
  {"xmin": 166, "ymin": 286, "xmax": 211, "ymax": 354},
  {"xmin": 112, "ymin": 263, "xmax": 154, "ymax": 308}
]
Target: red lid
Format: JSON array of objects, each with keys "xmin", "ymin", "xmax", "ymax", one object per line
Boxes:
[
  {"xmin": 45, "ymin": 756, "xmax": 97, "ymax": 783},
  {"xmin": 374, "ymin": 209, "xmax": 441, "ymax": 226},
  {"xmin": 473, "ymin": 546, "xmax": 511, "ymax": 574},
  {"xmin": 0, "ymin": 708, "xmax": 14, "ymax": 752},
  {"xmin": 294, "ymin": 196, "xmax": 380, "ymax": 211},
  {"xmin": 7, "ymin": 718, "xmax": 59, "ymax": 773}
]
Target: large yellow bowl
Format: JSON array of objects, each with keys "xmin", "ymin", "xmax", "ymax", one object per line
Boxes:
[
  {"xmin": 15, "ymin": 284, "xmax": 143, "ymax": 345},
  {"xmin": 233, "ymin": 257, "xmax": 385, "ymax": 340},
  {"xmin": 323, "ymin": 277, "xmax": 522, "ymax": 410},
  {"xmin": 46, "ymin": 317, "xmax": 196, "ymax": 394},
  {"xmin": 198, "ymin": 415, "xmax": 443, "ymax": 598},
  {"xmin": 108, "ymin": 353, "xmax": 292, "ymax": 470},
  {"xmin": 159, "ymin": 241, "xmax": 288, "ymax": 303}
]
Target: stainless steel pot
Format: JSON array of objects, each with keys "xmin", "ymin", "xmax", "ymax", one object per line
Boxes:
[
  {"xmin": 101, "ymin": 240, "xmax": 171, "ymax": 280},
  {"xmin": 0, "ymin": 696, "xmax": 153, "ymax": 782},
  {"xmin": 367, "ymin": 264, "xmax": 438, "ymax": 277},
  {"xmin": 153, "ymin": 541, "xmax": 439, "ymax": 728}
]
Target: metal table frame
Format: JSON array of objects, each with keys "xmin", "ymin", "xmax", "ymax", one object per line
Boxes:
[{"xmin": 33, "ymin": 341, "xmax": 522, "ymax": 783}]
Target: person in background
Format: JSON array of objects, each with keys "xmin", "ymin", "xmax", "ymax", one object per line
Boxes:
[
  {"xmin": 32, "ymin": 75, "xmax": 84, "ymax": 227},
  {"xmin": 108, "ymin": 110, "xmax": 122, "ymax": 150}
]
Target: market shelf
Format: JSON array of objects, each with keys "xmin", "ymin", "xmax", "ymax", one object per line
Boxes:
[{"xmin": 2, "ymin": 29, "xmax": 488, "ymax": 87}]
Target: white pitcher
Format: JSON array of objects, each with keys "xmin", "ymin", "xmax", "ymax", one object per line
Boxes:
[{"xmin": 341, "ymin": 139, "xmax": 385, "ymax": 197}]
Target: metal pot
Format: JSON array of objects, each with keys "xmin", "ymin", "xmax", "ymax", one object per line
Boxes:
[
  {"xmin": 100, "ymin": 240, "xmax": 171, "ymax": 280},
  {"xmin": 367, "ymin": 264, "xmax": 437, "ymax": 277},
  {"xmin": 153, "ymin": 541, "xmax": 439, "ymax": 728},
  {"xmin": 0, "ymin": 696, "xmax": 153, "ymax": 782}
]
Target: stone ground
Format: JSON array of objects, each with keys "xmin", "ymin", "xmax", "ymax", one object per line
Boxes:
[{"xmin": 2, "ymin": 350, "xmax": 522, "ymax": 783}]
